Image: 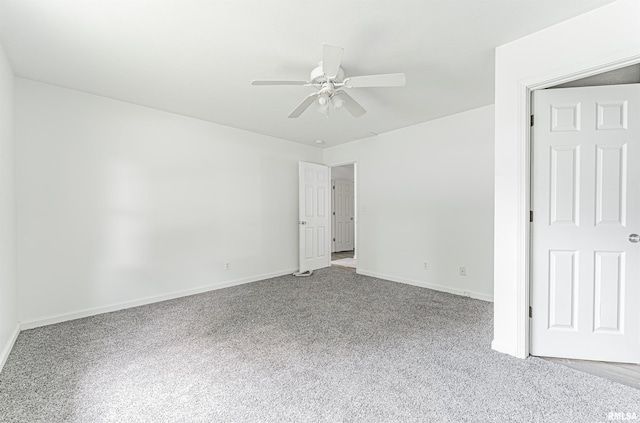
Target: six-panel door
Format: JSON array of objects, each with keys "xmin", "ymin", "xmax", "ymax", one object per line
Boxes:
[
  {"xmin": 531, "ymin": 84, "xmax": 640, "ymax": 363},
  {"xmin": 299, "ymin": 162, "xmax": 330, "ymax": 272}
]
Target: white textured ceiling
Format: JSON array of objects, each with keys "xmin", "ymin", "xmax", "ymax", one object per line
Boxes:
[{"xmin": 0, "ymin": 0, "xmax": 615, "ymax": 147}]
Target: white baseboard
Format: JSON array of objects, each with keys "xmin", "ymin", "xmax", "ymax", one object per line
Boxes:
[
  {"xmin": 20, "ymin": 268, "xmax": 297, "ymax": 330},
  {"xmin": 0, "ymin": 324, "xmax": 20, "ymax": 374},
  {"xmin": 356, "ymin": 269, "xmax": 494, "ymax": 302}
]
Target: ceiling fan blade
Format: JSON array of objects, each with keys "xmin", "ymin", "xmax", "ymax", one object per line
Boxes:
[
  {"xmin": 252, "ymin": 80, "xmax": 308, "ymax": 86},
  {"xmin": 334, "ymin": 91, "xmax": 366, "ymax": 118},
  {"xmin": 288, "ymin": 93, "xmax": 320, "ymax": 118},
  {"xmin": 343, "ymin": 73, "xmax": 406, "ymax": 88},
  {"xmin": 322, "ymin": 44, "xmax": 344, "ymax": 79}
]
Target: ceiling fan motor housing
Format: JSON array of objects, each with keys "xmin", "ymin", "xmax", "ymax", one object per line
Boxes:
[{"xmin": 310, "ymin": 63, "xmax": 345, "ymax": 85}]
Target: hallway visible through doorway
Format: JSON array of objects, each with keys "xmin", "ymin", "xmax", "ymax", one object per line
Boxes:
[
  {"xmin": 330, "ymin": 162, "xmax": 356, "ymax": 272},
  {"xmin": 331, "ymin": 250, "xmax": 355, "ymax": 271}
]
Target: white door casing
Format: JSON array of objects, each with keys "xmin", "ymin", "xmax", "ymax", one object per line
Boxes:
[
  {"xmin": 332, "ymin": 179, "xmax": 354, "ymax": 253},
  {"xmin": 531, "ymin": 84, "xmax": 640, "ymax": 363},
  {"xmin": 299, "ymin": 162, "xmax": 330, "ymax": 273}
]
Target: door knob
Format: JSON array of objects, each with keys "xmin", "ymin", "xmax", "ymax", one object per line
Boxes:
[
  {"xmin": 299, "ymin": 221, "xmax": 307, "ymax": 225},
  {"xmin": 629, "ymin": 234, "xmax": 639, "ymax": 243}
]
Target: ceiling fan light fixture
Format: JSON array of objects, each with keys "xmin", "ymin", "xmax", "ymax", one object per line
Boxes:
[
  {"xmin": 317, "ymin": 102, "xmax": 330, "ymax": 115},
  {"xmin": 317, "ymin": 92, "xmax": 331, "ymax": 115}
]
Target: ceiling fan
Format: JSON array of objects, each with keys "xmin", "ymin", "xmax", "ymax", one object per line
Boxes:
[{"xmin": 252, "ymin": 44, "xmax": 406, "ymax": 118}]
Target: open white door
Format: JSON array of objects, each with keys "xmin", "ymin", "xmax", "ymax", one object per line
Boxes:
[
  {"xmin": 531, "ymin": 83, "xmax": 640, "ymax": 363},
  {"xmin": 299, "ymin": 162, "xmax": 330, "ymax": 273},
  {"xmin": 332, "ymin": 179, "xmax": 354, "ymax": 253}
]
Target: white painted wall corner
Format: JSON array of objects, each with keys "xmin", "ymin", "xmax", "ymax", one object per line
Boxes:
[{"xmin": 0, "ymin": 324, "xmax": 20, "ymax": 374}]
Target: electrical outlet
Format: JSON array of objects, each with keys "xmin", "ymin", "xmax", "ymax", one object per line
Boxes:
[
  {"xmin": 460, "ymin": 266, "xmax": 467, "ymax": 276},
  {"xmin": 224, "ymin": 261, "xmax": 230, "ymax": 270},
  {"xmin": 423, "ymin": 261, "xmax": 429, "ymax": 270}
]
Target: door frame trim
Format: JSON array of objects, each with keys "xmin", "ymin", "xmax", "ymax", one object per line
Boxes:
[
  {"xmin": 519, "ymin": 55, "xmax": 640, "ymax": 359},
  {"xmin": 328, "ymin": 161, "xmax": 358, "ymax": 265}
]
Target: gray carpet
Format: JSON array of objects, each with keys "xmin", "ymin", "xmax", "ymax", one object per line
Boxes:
[{"xmin": 1, "ymin": 267, "xmax": 638, "ymax": 422}]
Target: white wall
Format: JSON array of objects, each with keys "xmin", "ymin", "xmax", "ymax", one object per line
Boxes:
[
  {"xmin": 324, "ymin": 105, "xmax": 495, "ymax": 301},
  {"xmin": 0, "ymin": 42, "xmax": 17, "ymax": 371},
  {"xmin": 493, "ymin": 0, "xmax": 640, "ymax": 358},
  {"xmin": 15, "ymin": 79, "xmax": 323, "ymax": 327}
]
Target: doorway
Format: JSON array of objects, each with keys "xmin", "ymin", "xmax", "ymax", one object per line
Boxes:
[
  {"xmin": 330, "ymin": 163, "xmax": 356, "ymax": 271},
  {"xmin": 529, "ymin": 65, "xmax": 640, "ymax": 365}
]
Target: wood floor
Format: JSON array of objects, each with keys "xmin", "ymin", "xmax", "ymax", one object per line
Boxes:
[
  {"xmin": 543, "ymin": 357, "xmax": 640, "ymax": 390},
  {"xmin": 331, "ymin": 250, "xmax": 356, "ymax": 271},
  {"xmin": 331, "ymin": 250, "xmax": 355, "ymax": 260}
]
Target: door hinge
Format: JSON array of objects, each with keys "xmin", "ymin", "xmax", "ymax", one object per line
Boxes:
[
  {"xmin": 529, "ymin": 306, "xmax": 532, "ymax": 318},
  {"xmin": 333, "ymin": 238, "xmax": 335, "ymax": 242},
  {"xmin": 332, "ymin": 211, "xmax": 335, "ymax": 215},
  {"xmin": 332, "ymin": 185, "xmax": 335, "ymax": 189},
  {"xmin": 529, "ymin": 210, "xmax": 533, "ymax": 222},
  {"xmin": 530, "ymin": 114, "xmax": 534, "ymax": 127}
]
